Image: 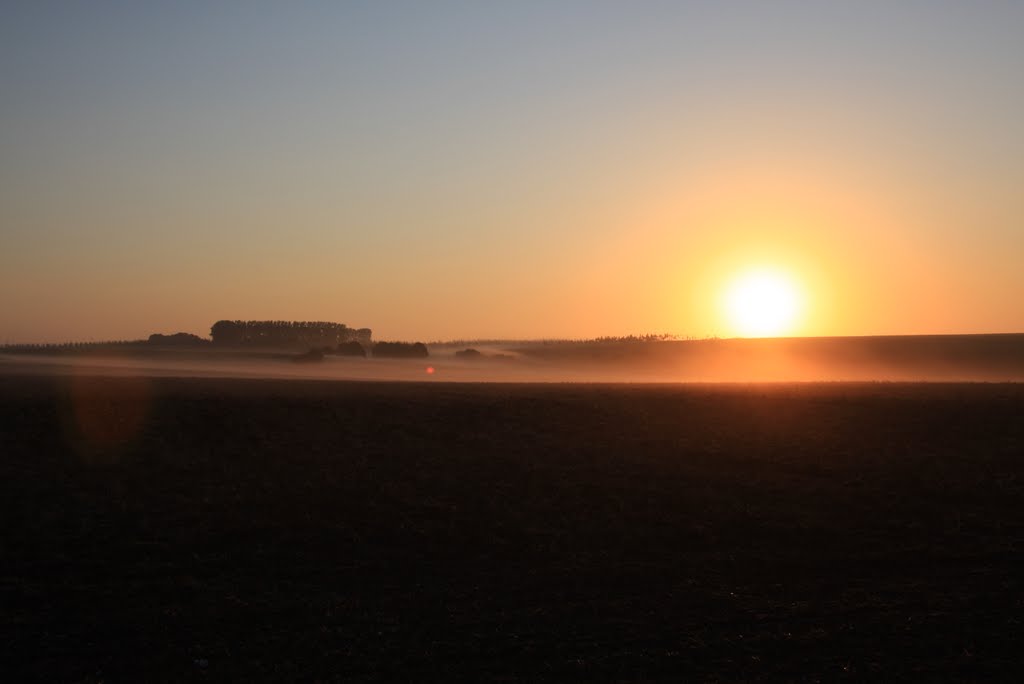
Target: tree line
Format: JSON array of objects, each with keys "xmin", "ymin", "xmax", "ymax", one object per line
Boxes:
[{"xmin": 0, "ymin": 340, "xmax": 147, "ymax": 353}]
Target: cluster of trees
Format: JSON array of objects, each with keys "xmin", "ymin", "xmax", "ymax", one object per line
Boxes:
[
  {"xmin": 337, "ymin": 341, "xmax": 367, "ymax": 357},
  {"xmin": 210, "ymin": 320, "xmax": 371, "ymax": 349},
  {"xmin": 372, "ymin": 342, "xmax": 429, "ymax": 358},
  {"xmin": 291, "ymin": 341, "xmax": 428, "ymax": 362},
  {"xmin": 297, "ymin": 341, "xmax": 368, "ymax": 359},
  {"xmin": 147, "ymin": 333, "xmax": 210, "ymax": 346}
]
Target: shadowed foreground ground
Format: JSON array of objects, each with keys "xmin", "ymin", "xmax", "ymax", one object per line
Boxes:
[{"xmin": 2, "ymin": 375, "xmax": 1023, "ymax": 681}]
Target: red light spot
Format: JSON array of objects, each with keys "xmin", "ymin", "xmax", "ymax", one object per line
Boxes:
[{"xmin": 425, "ymin": 366, "xmax": 435, "ymax": 375}]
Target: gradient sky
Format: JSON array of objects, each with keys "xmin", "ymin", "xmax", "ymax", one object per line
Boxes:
[{"xmin": 2, "ymin": 1, "xmax": 1022, "ymax": 343}]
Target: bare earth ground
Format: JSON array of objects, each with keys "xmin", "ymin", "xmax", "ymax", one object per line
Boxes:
[{"xmin": 2, "ymin": 374, "xmax": 1023, "ymax": 681}]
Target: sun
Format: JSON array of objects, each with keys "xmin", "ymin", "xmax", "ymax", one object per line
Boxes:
[{"xmin": 723, "ymin": 268, "xmax": 803, "ymax": 337}]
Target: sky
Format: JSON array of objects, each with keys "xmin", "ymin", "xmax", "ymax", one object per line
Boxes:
[{"xmin": 2, "ymin": 1, "xmax": 1022, "ymax": 343}]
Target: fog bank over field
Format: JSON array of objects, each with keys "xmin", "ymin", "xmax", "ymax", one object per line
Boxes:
[{"xmin": 2, "ymin": 334, "xmax": 1023, "ymax": 382}]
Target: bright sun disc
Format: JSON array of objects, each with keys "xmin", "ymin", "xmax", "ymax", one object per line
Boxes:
[{"xmin": 724, "ymin": 269, "xmax": 802, "ymax": 337}]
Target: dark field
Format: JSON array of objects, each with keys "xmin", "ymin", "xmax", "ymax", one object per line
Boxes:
[{"xmin": 2, "ymin": 375, "xmax": 1023, "ymax": 681}]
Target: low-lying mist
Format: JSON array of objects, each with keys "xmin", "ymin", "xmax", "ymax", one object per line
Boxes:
[{"xmin": 3, "ymin": 334, "xmax": 1023, "ymax": 382}]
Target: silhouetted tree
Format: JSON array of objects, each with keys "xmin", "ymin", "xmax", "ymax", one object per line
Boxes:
[
  {"xmin": 148, "ymin": 332, "xmax": 209, "ymax": 346},
  {"xmin": 210, "ymin": 320, "xmax": 245, "ymax": 345}
]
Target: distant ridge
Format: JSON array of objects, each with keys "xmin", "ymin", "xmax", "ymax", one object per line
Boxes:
[
  {"xmin": 430, "ymin": 332, "xmax": 1024, "ymax": 346},
  {"xmin": 506, "ymin": 333, "xmax": 1024, "ymax": 380}
]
